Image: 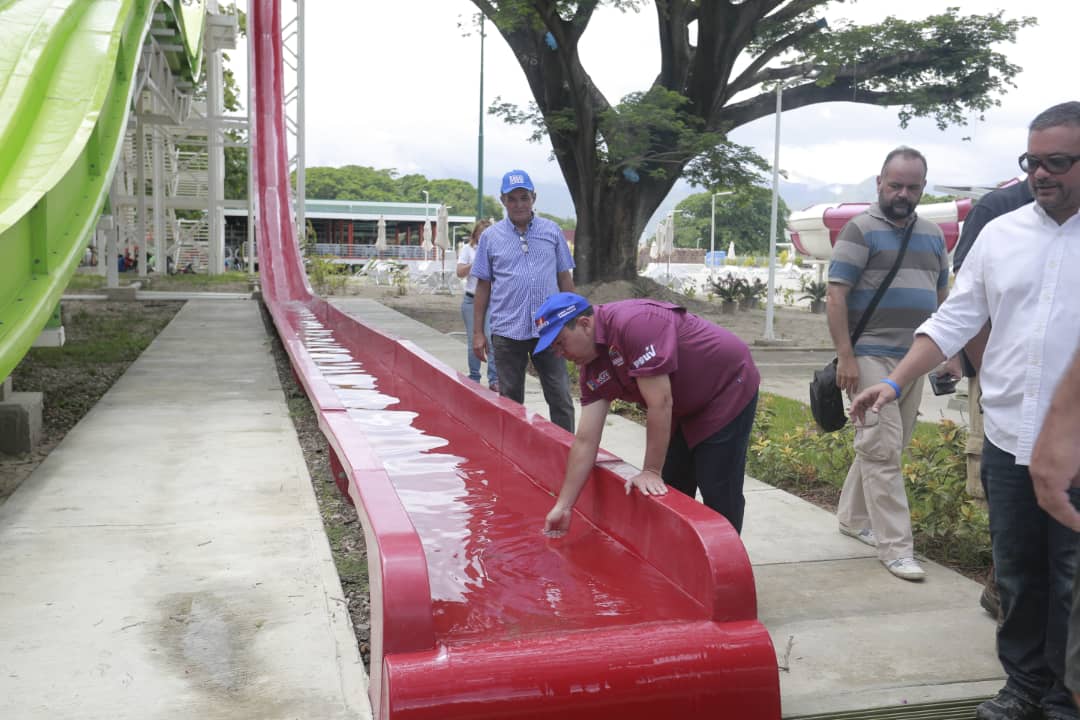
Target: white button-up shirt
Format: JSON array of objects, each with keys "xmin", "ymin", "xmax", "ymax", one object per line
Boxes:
[{"xmin": 916, "ymin": 202, "xmax": 1080, "ymax": 465}]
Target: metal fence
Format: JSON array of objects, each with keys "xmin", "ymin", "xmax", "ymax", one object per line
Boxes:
[{"xmin": 311, "ymin": 243, "xmax": 439, "ymax": 261}]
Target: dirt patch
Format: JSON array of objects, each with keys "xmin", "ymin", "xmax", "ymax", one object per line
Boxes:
[{"xmin": 339, "ymin": 276, "xmax": 833, "ymax": 348}]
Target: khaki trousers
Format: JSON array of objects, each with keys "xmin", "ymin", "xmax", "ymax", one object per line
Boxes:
[
  {"xmin": 965, "ymin": 373, "xmax": 986, "ymax": 503},
  {"xmin": 837, "ymin": 355, "xmax": 924, "ymax": 563}
]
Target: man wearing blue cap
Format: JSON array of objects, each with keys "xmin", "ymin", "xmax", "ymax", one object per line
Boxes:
[
  {"xmin": 534, "ymin": 292, "xmax": 760, "ymax": 537},
  {"xmin": 471, "ymin": 169, "xmax": 576, "ymax": 432}
]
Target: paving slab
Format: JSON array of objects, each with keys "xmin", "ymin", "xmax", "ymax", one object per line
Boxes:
[
  {"xmin": 332, "ymin": 297, "xmax": 1004, "ymax": 719},
  {"xmin": 0, "ymin": 300, "xmax": 369, "ymax": 720}
]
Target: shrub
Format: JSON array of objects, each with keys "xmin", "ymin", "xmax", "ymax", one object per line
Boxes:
[
  {"xmin": 747, "ymin": 394, "xmax": 991, "ymax": 575},
  {"xmin": 708, "ymin": 273, "xmax": 744, "ymax": 303},
  {"xmin": 799, "ymin": 280, "xmax": 828, "ymax": 303},
  {"xmin": 739, "ymin": 277, "xmax": 767, "ymax": 308}
]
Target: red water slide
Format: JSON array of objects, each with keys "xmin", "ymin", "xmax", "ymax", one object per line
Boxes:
[{"xmin": 249, "ymin": 2, "xmax": 780, "ymax": 717}]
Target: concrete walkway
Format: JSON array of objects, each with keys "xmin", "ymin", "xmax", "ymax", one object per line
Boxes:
[
  {"xmin": 331, "ymin": 298, "xmax": 1003, "ymax": 719},
  {"xmin": 0, "ymin": 300, "xmax": 369, "ymax": 720},
  {"xmin": 0, "ymin": 296, "xmax": 1001, "ymax": 719}
]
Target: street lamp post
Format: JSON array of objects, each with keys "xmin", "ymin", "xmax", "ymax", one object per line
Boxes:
[
  {"xmin": 710, "ymin": 190, "xmax": 733, "ymax": 277},
  {"xmin": 422, "ymin": 190, "xmax": 430, "ymax": 260},
  {"xmin": 476, "ymin": 13, "xmax": 485, "ymax": 220},
  {"xmin": 764, "ymin": 82, "xmax": 783, "ymax": 342}
]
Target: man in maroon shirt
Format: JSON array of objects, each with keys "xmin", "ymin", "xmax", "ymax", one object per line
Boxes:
[{"xmin": 534, "ymin": 292, "xmax": 760, "ymax": 537}]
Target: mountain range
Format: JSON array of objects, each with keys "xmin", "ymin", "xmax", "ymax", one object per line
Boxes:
[{"xmin": 502, "ymin": 173, "xmax": 885, "ymax": 235}]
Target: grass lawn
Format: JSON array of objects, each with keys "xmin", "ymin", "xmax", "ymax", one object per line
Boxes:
[{"xmin": 66, "ymin": 270, "xmax": 252, "ymax": 293}]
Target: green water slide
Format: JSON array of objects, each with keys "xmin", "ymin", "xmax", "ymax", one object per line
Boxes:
[{"xmin": 0, "ymin": 0, "xmax": 205, "ymax": 382}]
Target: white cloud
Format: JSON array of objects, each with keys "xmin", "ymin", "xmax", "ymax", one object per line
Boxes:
[{"xmin": 232, "ymin": 1, "xmax": 1070, "ymax": 216}]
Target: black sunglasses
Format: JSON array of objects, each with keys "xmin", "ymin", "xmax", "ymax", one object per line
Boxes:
[{"xmin": 1018, "ymin": 152, "xmax": 1080, "ymax": 175}]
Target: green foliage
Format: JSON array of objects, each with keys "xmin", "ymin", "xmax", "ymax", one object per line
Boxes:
[
  {"xmin": 748, "ymin": 394, "xmax": 990, "ymax": 572},
  {"xmin": 800, "ymin": 280, "xmax": 828, "ymax": 303},
  {"xmin": 921, "ymin": 192, "xmax": 961, "ymax": 204},
  {"xmin": 601, "ymin": 87, "xmax": 771, "ymax": 185},
  {"xmin": 538, "ymin": 212, "xmax": 575, "ymax": 230},
  {"xmin": 307, "ymin": 257, "xmax": 348, "ymax": 295},
  {"xmin": 904, "ymin": 420, "xmax": 991, "ymax": 568},
  {"xmin": 390, "ymin": 263, "xmax": 410, "ymax": 296},
  {"xmin": 470, "ymin": 1, "xmax": 1032, "ymax": 284},
  {"xmin": 708, "ymin": 273, "xmax": 744, "ymax": 303},
  {"xmin": 739, "ymin": 277, "xmax": 766, "ymax": 305},
  {"xmin": 672, "ymin": 186, "xmax": 789, "ymax": 256},
  {"xmin": 301, "ymin": 166, "xmax": 503, "ymax": 219},
  {"xmin": 797, "ymin": 9, "xmax": 1036, "ymax": 131}
]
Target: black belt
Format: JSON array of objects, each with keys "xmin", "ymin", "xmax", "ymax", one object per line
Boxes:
[{"xmin": 465, "ymin": 291, "xmax": 475, "ymax": 298}]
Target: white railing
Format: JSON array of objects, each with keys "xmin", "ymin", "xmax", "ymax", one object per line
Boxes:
[{"xmin": 311, "ymin": 243, "xmax": 450, "ymax": 261}]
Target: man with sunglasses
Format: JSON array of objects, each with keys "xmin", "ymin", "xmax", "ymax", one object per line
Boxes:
[
  {"xmin": 471, "ymin": 169, "xmax": 577, "ymax": 432},
  {"xmin": 951, "ymin": 178, "xmax": 1034, "ymax": 622},
  {"xmin": 850, "ymin": 101, "xmax": 1080, "ymax": 720}
]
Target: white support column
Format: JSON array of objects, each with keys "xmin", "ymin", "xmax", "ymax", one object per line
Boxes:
[
  {"xmin": 95, "ymin": 224, "xmax": 107, "ymax": 277},
  {"xmin": 152, "ymin": 96, "xmax": 166, "ymax": 275},
  {"xmin": 295, "ymin": 0, "xmax": 306, "ymax": 247},
  {"xmin": 283, "ymin": 0, "xmax": 306, "ymax": 249},
  {"xmin": 205, "ymin": 0, "xmax": 225, "ymax": 274},
  {"xmin": 104, "ymin": 216, "xmax": 119, "ymax": 289},
  {"xmin": 135, "ymin": 94, "xmax": 147, "ymax": 277},
  {"xmin": 105, "ymin": 169, "xmax": 124, "ymax": 288}
]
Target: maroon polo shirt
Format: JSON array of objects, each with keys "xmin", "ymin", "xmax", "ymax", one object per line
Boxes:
[{"xmin": 579, "ymin": 300, "xmax": 759, "ymax": 448}]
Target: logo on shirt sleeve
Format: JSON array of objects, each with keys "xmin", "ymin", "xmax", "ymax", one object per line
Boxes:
[
  {"xmin": 585, "ymin": 370, "xmax": 611, "ymax": 392},
  {"xmin": 632, "ymin": 344, "xmax": 656, "ymax": 369}
]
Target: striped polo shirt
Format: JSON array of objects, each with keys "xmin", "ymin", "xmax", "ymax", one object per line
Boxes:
[
  {"xmin": 828, "ymin": 204, "xmax": 948, "ymax": 358},
  {"xmin": 470, "ymin": 214, "xmax": 575, "ymax": 341}
]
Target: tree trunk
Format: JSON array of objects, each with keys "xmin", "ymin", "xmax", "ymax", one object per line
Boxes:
[{"xmin": 566, "ymin": 172, "xmax": 678, "ymax": 285}]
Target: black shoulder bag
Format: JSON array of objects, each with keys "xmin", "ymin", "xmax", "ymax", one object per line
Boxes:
[{"xmin": 810, "ymin": 219, "xmax": 915, "ymax": 432}]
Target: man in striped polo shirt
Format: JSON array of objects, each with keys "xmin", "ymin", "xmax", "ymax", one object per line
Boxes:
[
  {"xmin": 471, "ymin": 169, "xmax": 577, "ymax": 433},
  {"xmin": 826, "ymin": 147, "xmax": 949, "ymax": 581}
]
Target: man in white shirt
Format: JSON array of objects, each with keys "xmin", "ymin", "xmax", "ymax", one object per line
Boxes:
[{"xmin": 851, "ymin": 101, "xmax": 1080, "ymax": 720}]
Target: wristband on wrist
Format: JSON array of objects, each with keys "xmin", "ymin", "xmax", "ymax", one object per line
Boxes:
[{"xmin": 881, "ymin": 378, "xmax": 901, "ymax": 400}]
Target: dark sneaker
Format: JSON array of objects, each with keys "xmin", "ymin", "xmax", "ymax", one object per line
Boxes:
[
  {"xmin": 980, "ymin": 579, "xmax": 1002, "ymax": 624},
  {"xmin": 975, "ymin": 690, "xmax": 1043, "ymax": 720},
  {"xmin": 488, "ymin": 381, "xmax": 499, "ymax": 394}
]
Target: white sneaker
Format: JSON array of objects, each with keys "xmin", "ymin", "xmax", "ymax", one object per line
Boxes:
[
  {"xmin": 839, "ymin": 526, "xmax": 877, "ymax": 547},
  {"xmin": 885, "ymin": 557, "xmax": 926, "ymax": 581}
]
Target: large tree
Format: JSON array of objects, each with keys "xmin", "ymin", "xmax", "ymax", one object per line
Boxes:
[{"xmin": 470, "ymin": 1, "xmax": 1033, "ymax": 283}]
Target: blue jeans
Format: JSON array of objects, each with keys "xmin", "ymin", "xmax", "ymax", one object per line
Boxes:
[
  {"xmin": 981, "ymin": 440, "xmax": 1080, "ymax": 718},
  {"xmin": 490, "ymin": 334, "xmax": 574, "ymax": 434},
  {"xmin": 663, "ymin": 392, "xmax": 757, "ymax": 534},
  {"xmin": 461, "ymin": 293, "xmax": 497, "ymax": 386}
]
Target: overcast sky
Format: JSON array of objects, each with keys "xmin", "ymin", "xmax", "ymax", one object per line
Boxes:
[{"xmin": 235, "ymin": 1, "xmax": 1075, "ymax": 219}]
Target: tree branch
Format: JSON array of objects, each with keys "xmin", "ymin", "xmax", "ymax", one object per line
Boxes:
[
  {"xmin": 721, "ymin": 81, "xmax": 893, "ymax": 129},
  {"xmin": 655, "ymin": 0, "xmax": 696, "ymax": 91},
  {"xmin": 763, "ymin": 0, "xmax": 829, "ymax": 28},
  {"xmin": 728, "ymin": 18, "xmax": 827, "ymax": 95}
]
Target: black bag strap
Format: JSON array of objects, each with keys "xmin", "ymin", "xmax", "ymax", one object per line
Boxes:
[{"xmin": 849, "ymin": 217, "xmax": 916, "ymax": 345}]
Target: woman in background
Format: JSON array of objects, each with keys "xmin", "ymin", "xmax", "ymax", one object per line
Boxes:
[{"xmin": 457, "ymin": 220, "xmax": 498, "ymax": 391}]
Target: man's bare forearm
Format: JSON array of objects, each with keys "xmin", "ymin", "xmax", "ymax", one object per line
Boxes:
[{"xmin": 826, "ymin": 284, "xmax": 853, "ymax": 357}]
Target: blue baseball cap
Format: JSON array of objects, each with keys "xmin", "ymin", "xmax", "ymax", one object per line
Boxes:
[
  {"xmin": 500, "ymin": 169, "xmax": 535, "ymax": 194},
  {"xmin": 534, "ymin": 292, "xmax": 590, "ymax": 354}
]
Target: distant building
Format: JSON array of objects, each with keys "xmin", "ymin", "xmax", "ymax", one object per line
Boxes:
[{"xmin": 225, "ymin": 199, "xmax": 477, "ymax": 260}]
